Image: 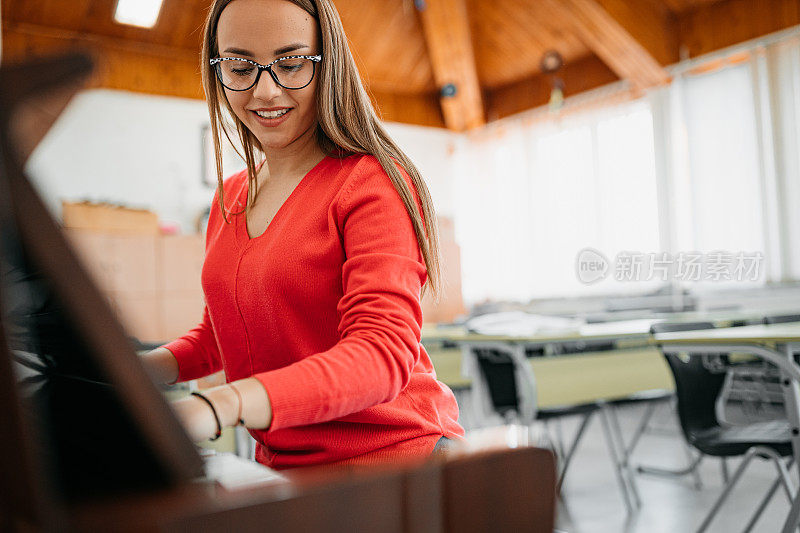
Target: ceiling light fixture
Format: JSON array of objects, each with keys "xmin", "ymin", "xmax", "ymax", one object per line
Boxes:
[{"xmin": 114, "ymin": 0, "xmax": 164, "ymax": 29}]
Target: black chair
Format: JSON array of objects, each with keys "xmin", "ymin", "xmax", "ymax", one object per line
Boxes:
[
  {"xmin": 623, "ymin": 322, "xmax": 725, "ymax": 488},
  {"xmin": 653, "ymin": 322, "xmax": 796, "ymax": 532},
  {"xmin": 466, "ymin": 344, "xmax": 641, "ymax": 513}
]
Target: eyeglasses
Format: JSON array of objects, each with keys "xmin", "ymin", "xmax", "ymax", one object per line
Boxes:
[{"xmin": 210, "ymin": 55, "xmax": 322, "ymax": 91}]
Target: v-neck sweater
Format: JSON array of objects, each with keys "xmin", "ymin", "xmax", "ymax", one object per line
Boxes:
[{"xmin": 163, "ymin": 152, "xmax": 464, "ymax": 469}]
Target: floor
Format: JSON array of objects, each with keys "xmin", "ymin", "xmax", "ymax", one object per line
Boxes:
[{"xmin": 546, "ymin": 402, "xmax": 792, "ymax": 533}]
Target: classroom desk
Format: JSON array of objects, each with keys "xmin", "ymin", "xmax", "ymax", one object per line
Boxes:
[
  {"xmin": 653, "ymin": 322, "xmax": 800, "ymax": 533},
  {"xmin": 425, "ymin": 320, "xmax": 673, "ymax": 410},
  {"xmin": 422, "ymin": 319, "xmax": 654, "ymax": 346},
  {"xmin": 579, "ymin": 306, "xmax": 800, "ymax": 327},
  {"xmin": 423, "ymin": 313, "xmax": 800, "ymax": 408}
]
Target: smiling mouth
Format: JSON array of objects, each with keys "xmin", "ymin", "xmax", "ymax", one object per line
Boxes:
[{"xmin": 252, "ymin": 109, "xmax": 291, "ymax": 119}]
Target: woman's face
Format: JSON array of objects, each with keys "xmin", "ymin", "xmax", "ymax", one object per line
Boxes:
[{"xmin": 216, "ymin": 0, "xmax": 320, "ymax": 153}]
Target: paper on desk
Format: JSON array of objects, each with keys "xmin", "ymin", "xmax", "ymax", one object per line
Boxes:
[
  {"xmin": 465, "ymin": 311, "xmax": 583, "ymax": 337},
  {"xmin": 203, "ymin": 452, "xmax": 287, "ymax": 490}
]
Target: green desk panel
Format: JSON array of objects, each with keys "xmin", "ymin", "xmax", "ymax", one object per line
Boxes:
[
  {"xmin": 429, "ymin": 346, "xmax": 674, "ymax": 409},
  {"xmin": 530, "ymin": 347, "xmax": 673, "ymax": 408}
]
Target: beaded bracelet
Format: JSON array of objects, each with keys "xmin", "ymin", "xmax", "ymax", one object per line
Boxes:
[{"xmin": 190, "ymin": 391, "xmax": 222, "ymax": 441}]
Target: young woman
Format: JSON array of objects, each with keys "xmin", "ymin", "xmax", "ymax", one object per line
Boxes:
[{"xmin": 142, "ymin": 0, "xmax": 464, "ymax": 470}]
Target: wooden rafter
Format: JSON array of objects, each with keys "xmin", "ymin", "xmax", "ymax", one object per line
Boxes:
[
  {"xmin": 1, "ymin": 21, "xmax": 444, "ymax": 129},
  {"xmin": 2, "ymin": 22, "xmax": 204, "ymax": 100},
  {"xmin": 540, "ymin": 0, "xmax": 672, "ymax": 90},
  {"xmin": 593, "ymin": 0, "xmax": 679, "ymax": 66},
  {"xmin": 678, "ymin": 0, "xmax": 800, "ymax": 59},
  {"xmin": 485, "ymin": 54, "xmax": 619, "ymax": 120},
  {"xmin": 416, "ymin": 0, "xmax": 484, "ymax": 131}
]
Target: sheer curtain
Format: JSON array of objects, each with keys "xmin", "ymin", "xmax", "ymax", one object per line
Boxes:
[
  {"xmin": 453, "ymin": 32, "xmax": 800, "ymax": 306},
  {"xmin": 768, "ymin": 37, "xmax": 800, "ymax": 281},
  {"xmin": 676, "ymin": 63, "xmax": 765, "ymax": 287},
  {"xmin": 455, "ymin": 101, "xmax": 661, "ymax": 304},
  {"xmin": 668, "ymin": 35, "xmax": 800, "ymax": 288}
]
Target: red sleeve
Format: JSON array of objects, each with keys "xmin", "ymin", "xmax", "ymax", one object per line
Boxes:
[
  {"xmin": 160, "ymin": 181, "xmax": 235, "ymax": 383},
  {"xmin": 161, "ymin": 304, "xmax": 223, "ymax": 383},
  {"xmin": 254, "ymin": 157, "xmax": 427, "ymax": 431}
]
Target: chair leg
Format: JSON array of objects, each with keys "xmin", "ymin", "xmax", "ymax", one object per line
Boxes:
[
  {"xmin": 550, "ymin": 419, "xmax": 567, "ymax": 461},
  {"xmin": 555, "ymin": 412, "xmax": 594, "ymax": 493},
  {"xmin": 598, "ymin": 405, "xmax": 641, "ymax": 513},
  {"xmin": 637, "ymin": 450, "xmax": 704, "ymax": 489},
  {"xmin": 687, "ymin": 443, "xmax": 705, "ymax": 489},
  {"xmin": 616, "ymin": 401, "xmax": 658, "ymax": 460},
  {"xmin": 632, "ymin": 399, "xmax": 705, "ymax": 489},
  {"xmin": 721, "ymin": 458, "xmax": 730, "ymax": 483},
  {"xmin": 743, "ymin": 476, "xmax": 782, "ymax": 533},
  {"xmin": 604, "ymin": 404, "xmax": 645, "ymax": 509},
  {"xmin": 742, "ymin": 457, "xmax": 795, "ymax": 533},
  {"xmin": 697, "ymin": 448, "xmax": 761, "ymax": 533},
  {"xmin": 774, "ymin": 456, "xmax": 797, "ymax": 501}
]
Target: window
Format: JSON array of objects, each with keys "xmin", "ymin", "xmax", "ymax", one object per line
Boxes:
[{"xmin": 455, "ymin": 101, "xmax": 661, "ymax": 303}]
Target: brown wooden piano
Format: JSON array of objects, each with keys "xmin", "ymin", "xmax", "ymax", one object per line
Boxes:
[{"xmin": 0, "ymin": 52, "xmax": 556, "ymax": 533}]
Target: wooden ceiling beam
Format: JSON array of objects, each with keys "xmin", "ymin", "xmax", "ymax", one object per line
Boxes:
[
  {"xmin": 2, "ymin": 20, "xmax": 443, "ymax": 128},
  {"xmin": 484, "ymin": 54, "xmax": 619, "ymax": 120},
  {"xmin": 416, "ymin": 0, "xmax": 485, "ymax": 131},
  {"xmin": 369, "ymin": 90, "xmax": 446, "ymax": 129},
  {"xmin": 539, "ymin": 0, "xmax": 672, "ymax": 90},
  {"xmin": 678, "ymin": 0, "xmax": 800, "ymax": 58},
  {"xmin": 2, "ymin": 22, "xmax": 204, "ymax": 100},
  {"xmin": 592, "ymin": 0, "xmax": 679, "ymax": 66}
]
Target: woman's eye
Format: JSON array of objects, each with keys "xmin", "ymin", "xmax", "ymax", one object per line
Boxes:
[
  {"xmin": 232, "ymin": 68, "xmax": 254, "ymax": 76},
  {"xmin": 279, "ymin": 64, "xmax": 302, "ymax": 72}
]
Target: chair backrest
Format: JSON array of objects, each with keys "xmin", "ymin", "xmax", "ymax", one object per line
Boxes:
[
  {"xmin": 466, "ymin": 344, "xmax": 537, "ymax": 425},
  {"xmin": 651, "ymin": 322, "xmax": 727, "ymax": 440},
  {"xmin": 764, "ymin": 314, "xmax": 800, "ymax": 325},
  {"xmin": 474, "ymin": 348, "xmax": 520, "ymax": 418}
]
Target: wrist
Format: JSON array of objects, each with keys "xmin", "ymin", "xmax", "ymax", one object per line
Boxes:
[{"xmin": 204, "ymin": 385, "xmax": 240, "ymax": 428}]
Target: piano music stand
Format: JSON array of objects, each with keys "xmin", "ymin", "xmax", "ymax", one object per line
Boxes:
[{"xmin": 0, "ymin": 53, "xmax": 204, "ymax": 530}]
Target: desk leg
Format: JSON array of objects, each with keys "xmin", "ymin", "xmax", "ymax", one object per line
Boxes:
[{"xmin": 781, "ymin": 343, "xmax": 800, "ymax": 533}]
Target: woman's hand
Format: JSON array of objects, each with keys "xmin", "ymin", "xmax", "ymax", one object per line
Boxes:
[
  {"xmin": 170, "ymin": 379, "xmax": 273, "ymax": 442},
  {"xmin": 171, "ymin": 394, "xmax": 223, "ymax": 442}
]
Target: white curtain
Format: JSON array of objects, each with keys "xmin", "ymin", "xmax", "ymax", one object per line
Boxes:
[
  {"xmin": 455, "ymin": 101, "xmax": 662, "ymax": 304},
  {"xmin": 679, "ymin": 63, "xmax": 765, "ymax": 275},
  {"xmin": 768, "ymin": 37, "xmax": 800, "ymax": 281},
  {"xmin": 453, "ymin": 33, "xmax": 800, "ymax": 306}
]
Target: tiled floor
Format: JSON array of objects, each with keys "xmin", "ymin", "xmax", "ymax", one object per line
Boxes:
[{"xmin": 545, "ymin": 402, "xmax": 792, "ymax": 532}]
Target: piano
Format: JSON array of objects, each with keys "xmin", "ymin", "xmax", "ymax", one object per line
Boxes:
[{"xmin": 0, "ymin": 52, "xmax": 556, "ymax": 533}]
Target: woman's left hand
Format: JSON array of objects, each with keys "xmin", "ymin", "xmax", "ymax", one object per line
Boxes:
[
  {"xmin": 171, "ymin": 379, "xmax": 272, "ymax": 442},
  {"xmin": 171, "ymin": 394, "xmax": 224, "ymax": 442}
]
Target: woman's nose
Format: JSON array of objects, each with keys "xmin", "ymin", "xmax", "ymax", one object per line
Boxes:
[{"xmin": 252, "ymin": 69, "xmax": 283, "ymax": 100}]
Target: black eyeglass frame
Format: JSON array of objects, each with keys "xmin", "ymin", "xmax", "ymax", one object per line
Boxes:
[{"xmin": 210, "ymin": 55, "xmax": 323, "ymax": 91}]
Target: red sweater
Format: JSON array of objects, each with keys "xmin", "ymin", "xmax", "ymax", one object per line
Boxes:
[{"xmin": 164, "ymin": 152, "xmax": 464, "ymax": 469}]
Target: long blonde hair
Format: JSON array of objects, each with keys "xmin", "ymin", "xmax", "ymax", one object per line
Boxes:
[{"xmin": 201, "ymin": 0, "xmax": 441, "ymax": 297}]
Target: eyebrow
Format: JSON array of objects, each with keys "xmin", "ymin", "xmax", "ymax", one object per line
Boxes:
[{"xmin": 222, "ymin": 43, "xmax": 310, "ymax": 58}]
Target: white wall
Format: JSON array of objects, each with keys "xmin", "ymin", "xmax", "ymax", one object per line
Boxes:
[
  {"xmin": 3, "ymin": 0, "xmax": 459, "ymax": 227},
  {"xmin": 25, "ymin": 89, "xmax": 458, "ymax": 233},
  {"xmin": 381, "ymin": 121, "xmax": 458, "ymax": 218},
  {"xmin": 26, "ymin": 90, "xmax": 214, "ymax": 233}
]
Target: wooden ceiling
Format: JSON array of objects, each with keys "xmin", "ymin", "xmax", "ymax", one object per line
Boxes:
[{"xmin": 2, "ymin": 0, "xmax": 799, "ymax": 131}]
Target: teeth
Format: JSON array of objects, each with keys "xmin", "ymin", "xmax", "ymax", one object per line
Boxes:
[{"xmin": 255, "ymin": 109, "xmax": 289, "ymax": 118}]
